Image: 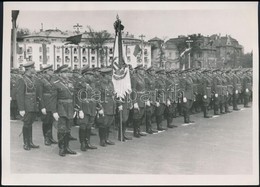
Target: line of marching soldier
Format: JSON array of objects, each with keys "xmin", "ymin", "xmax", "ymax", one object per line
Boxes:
[{"xmin": 12, "ymin": 61, "xmax": 252, "ymax": 157}]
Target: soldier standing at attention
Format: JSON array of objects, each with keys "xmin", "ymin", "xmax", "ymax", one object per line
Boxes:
[
  {"xmin": 38, "ymin": 65, "xmax": 58, "ymax": 146},
  {"xmin": 76, "ymin": 66, "xmax": 98, "ymax": 151},
  {"xmin": 131, "ymin": 65, "xmax": 147, "ymax": 137},
  {"xmin": 232, "ymin": 69, "xmax": 242, "ymax": 111},
  {"xmin": 154, "ymin": 69, "xmax": 167, "ymax": 130},
  {"xmin": 212, "ymin": 69, "xmax": 222, "ymax": 115},
  {"xmin": 179, "ymin": 69, "xmax": 195, "ymax": 124},
  {"xmin": 144, "ymin": 66, "xmax": 158, "ymax": 134},
  {"xmin": 10, "ymin": 68, "xmax": 20, "ymax": 120},
  {"xmin": 96, "ymin": 67, "xmax": 117, "ymax": 146},
  {"xmin": 16, "ymin": 62, "xmax": 40, "ymax": 151},
  {"xmin": 201, "ymin": 69, "xmax": 213, "ymax": 118},
  {"xmin": 242, "ymin": 69, "xmax": 252, "ymax": 108},
  {"xmin": 50, "ymin": 65, "xmax": 77, "ymax": 157}
]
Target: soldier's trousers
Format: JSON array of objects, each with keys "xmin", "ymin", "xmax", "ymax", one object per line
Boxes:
[
  {"xmin": 181, "ymin": 100, "xmax": 193, "ymax": 123},
  {"xmin": 41, "ymin": 112, "xmax": 54, "ymax": 139},
  {"xmin": 10, "ymin": 100, "xmax": 18, "ymax": 119},
  {"xmin": 232, "ymin": 93, "xmax": 239, "ymax": 110},
  {"xmin": 78, "ymin": 114, "xmax": 95, "ymax": 144},
  {"xmin": 155, "ymin": 103, "xmax": 166, "ymax": 129},
  {"xmin": 132, "ymin": 107, "xmax": 145, "ymax": 135},
  {"xmin": 57, "ymin": 116, "xmax": 72, "ymax": 133},
  {"xmin": 202, "ymin": 97, "xmax": 210, "ymax": 117},
  {"xmin": 145, "ymin": 105, "xmax": 155, "ymax": 132},
  {"xmin": 22, "ymin": 112, "xmax": 37, "ymax": 146},
  {"xmin": 164, "ymin": 104, "xmax": 175, "ymax": 127},
  {"xmin": 243, "ymin": 91, "xmax": 250, "ymax": 107},
  {"xmin": 213, "ymin": 95, "xmax": 220, "ymax": 115},
  {"xmin": 118, "ymin": 108, "xmax": 130, "ymax": 140}
]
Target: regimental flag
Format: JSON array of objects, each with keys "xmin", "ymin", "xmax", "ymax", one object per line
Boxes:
[
  {"xmin": 65, "ymin": 34, "xmax": 82, "ymax": 45},
  {"xmin": 133, "ymin": 44, "xmax": 142, "ymax": 57},
  {"xmin": 180, "ymin": 47, "xmax": 192, "ymax": 58},
  {"xmin": 111, "ymin": 17, "xmax": 132, "ymax": 98}
]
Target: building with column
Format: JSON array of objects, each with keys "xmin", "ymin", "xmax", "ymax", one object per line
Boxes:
[{"xmin": 15, "ymin": 29, "xmax": 152, "ymax": 70}]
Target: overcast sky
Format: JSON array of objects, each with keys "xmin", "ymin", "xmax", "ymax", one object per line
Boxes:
[{"xmin": 14, "ymin": 3, "xmax": 257, "ymax": 53}]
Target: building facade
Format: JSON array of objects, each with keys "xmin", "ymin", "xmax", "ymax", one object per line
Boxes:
[{"xmin": 15, "ymin": 29, "xmax": 152, "ymax": 70}]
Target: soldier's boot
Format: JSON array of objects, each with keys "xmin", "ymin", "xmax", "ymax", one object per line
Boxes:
[
  {"xmin": 28, "ymin": 126, "xmax": 39, "ymax": 149},
  {"xmin": 220, "ymin": 104, "xmax": 225, "ymax": 114},
  {"xmin": 204, "ymin": 107, "xmax": 212, "ymax": 118},
  {"xmin": 225, "ymin": 104, "xmax": 231, "ymax": 113},
  {"xmin": 79, "ymin": 128, "xmax": 86, "ymax": 152},
  {"xmin": 58, "ymin": 132, "xmax": 66, "ymax": 157},
  {"xmin": 133, "ymin": 119, "xmax": 140, "ymax": 138},
  {"xmin": 105, "ymin": 127, "xmax": 115, "ymax": 145},
  {"xmin": 44, "ymin": 130, "xmax": 52, "ymax": 146},
  {"xmin": 49, "ymin": 124, "xmax": 58, "ymax": 144},
  {"xmin": 167, "ymin": 117, "xmax": 177, "ymax": 128},
  {"xmin": 122, "ymin": 122, "xmax": 132, "ymax": 140},
  {"xmin": 244, "ymin": 97, "xmax": 250, "ymax": 107},
  {"xmin": 68, "ymin": 132, "xmax": 77, "ymax": 141},
  {"xmin": 65, "ymin": 133, "xmax": 77, "ymax": 154},
  {"xmin": 42, "ymin": 123, "xmax": 51, "ymax": 146},
  {"xmin": 23, "ymin": 127, "xmax": 30, "ymax": 151},
  {"xmin": 214, "ymin": 105, "xmax": 219, "ymax": 115},
  {"xmin": 145, "ymin": 117, "xmax": 154, "ymax": 134},
  {"xmin": 183, "ymin": 111, "xmax": 189, "ymax": 123},
  {"xmin": 157, "ymin": 116, "xmax": 166, "ymax": 131},
  {"xmin": 86, "ymin": 128, "xmax": 97, "ymax": 149},
  {"xmin": 99, "ymin": 128, "xmax": 106, "ymax": 147}
]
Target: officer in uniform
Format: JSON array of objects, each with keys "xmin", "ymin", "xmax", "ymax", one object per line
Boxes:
[
  {"xmin": 131, "ymin": 65, "xmax": 147, "ymax": 137},
  {"xmin": 144, "ymin": 66, "xmax": 159, "ymax": 134},
  {"xmin": 38, "ymin": 65, "xmax": 58, "ymax": 146},
  {"xmin": 164, "ymin": 69, "xmax": 178, "ymax": 128},
  {"xmin": 16, "ymin": 62, "xmax": 40, "ymax": 151},
  {"xmin": 154, "ymin": 69, "xmax": 167, "ymax": 130},
  {"xmin": 212, "ymin": 69, "xmax": 223, "ymax": 115},
  {"xmin": 50, "ymin": 65, "xmax": 77, "ymax": 156},
  {"xmin": 76, "ymin": 66, "xmax": 98, "ymax": 151},
  {"xmin": 221, "ymin": 69, "xmax": 232, "ymax": 113},
  {"xmin": 96, "ymin": 67, "xmax": 116, "ymax": 146},
  {"xmin": 231, "ymin": 69, "xmax": 242, "ymax": 111},
  {"xmin": 10, "ymin": 68, "xmax": 20, "ymax": 120},
  {"xmin": 201, "ymin": 69, "xmax": 213, "ymax": 118},
  {"xmin": 179, "ymin": 69, "xmax": 194, "ymax": 124},
  {"xmin": 242, "ymin": 69, "xmax": 252, "ymax": 108}
]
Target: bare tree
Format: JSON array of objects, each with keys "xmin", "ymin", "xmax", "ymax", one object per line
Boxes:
[{"xmin": 86, "ymin": 26, "xmax": 112, "ymax": 67}]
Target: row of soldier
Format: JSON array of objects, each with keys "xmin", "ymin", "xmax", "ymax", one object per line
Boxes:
[{"xmin": 10, "ymin": 62, "xmax": 252, "ymax": 157}]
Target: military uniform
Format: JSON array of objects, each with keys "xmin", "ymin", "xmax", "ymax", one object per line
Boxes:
[
  {"xmin": 76, "ymin": 66, "xmax": 99, "ymax": 151},
  {"xmin": 131, "ymin": 65, "xmax": 147, "ymax": 137},
  {"xmin": 38, "ymin": 65, "xmax": 58, "ymax": 146},
  {"xmin": 50, "ymin": 65, "xmax": 77, "ymax": 156},
  {"xmin": 179, "ymin": 69, "xmax": 194, "ymax": 123},
  {"xmin": 212, "ymin": 69, "xmax": 223, "ymax": 115},
  {"xmin": 242, "ymin": 69, "xmax": 252, "ymax": 107},
  {"xmin": 16, "ymin": 62, "xmax": 40, "ymax": 151},
  {"xmin": 10, "ymin": 69, "xmax": 20, "ymax": 119},
  {"xmin": 201, "ymin": 70, "xmax": 213, "ymax": 118},
  {"xmin": 232, "ymin": 70, "xmax": 242, "ymax": 110},
  {"xmin": 96, "ymin": 67, "xmax": 117, "ymax": 146},
  {"xmin": 221, "ymin": 71, "xmax": 232, "ymax": 113}
]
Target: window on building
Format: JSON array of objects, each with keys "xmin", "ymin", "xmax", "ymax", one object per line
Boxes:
[
  {"xmin": 39, "ymin": 47, "xmax": 42, "ymax": 52},
  {"xmin": 92, "ymin": 65, "xmax": 95, "ymax": 68},
  {"xmin": 74, "ymin": 56, "xmax": 78, "ymax": 62},
  {"xmin": 109, "ymin": 48, "xmax": 113, "ymax": 54},
  {"xmin": 127, "ymin": 56, "xmax": 131, "ymax": 63},
  {"xmin": 65, "ymin": 48, "xmax": 70, "ymax": 54},
  {"xmin": 57, "ymin": 64, "xmax": 60, "ymax": 69},
  {"xmin": 91, "ymin": 56, "xmax": 95, "ymax": 62},
  {"xmin": 109, "ymin": 56, "xmax": 113, "ymax": 62},
  {"xmin": 74, "ymin": 48, "xmax": 77, "ymax": 54},
  {"xmin": 65, "ymin": 56, "xmax": 70, "ymax": 63},
  {"xmin": 57, "ymin": 56, "xmax": 61, "ymax": 62},
  {"xmin": 137, "ymin": 57, "xmax": 142, "ymax": 63},
  {"xmin": 39, "ymin": 64, "xmax": 43, "ymax": 70},
  {"xmin": 74, "ymin": 65, "xmax": 78, "ymax": 69},
  {"xmin": 18, "ymin": 56, "xmax": 23, "ymax": 62},
  {"xmin": 91, "ymin": 49, "xmax": 95, "ymax": 54},
  {"xmin": 82, "ymin": 56, "xmax": 87, "ymax": 62},
  {"xmin": 39, "ymin": 56, "xmax": 42, "ymax": 62},
  {"xmin": 82, "ymin": 48, "xmax": 87, "ymax": 55},
  {"xmin": 19, "ymin": 64, "xmax": 23, "ymax": 69},
  {"xmin": 144, "ymin": 49, "xmax": 148, "ymax": 56},
  {"xmin": 27, "ymin": 47, "xmax": 32, "ymax": 53},
  {"xmin": 144, "ymin": 57, "xmax": 148, "ymax": 63},
  {"xmin": 28, "ymin": 56, "xmax": 32, "ymax": 61},
  {"xmin": 127, "ymin": 48, "xmax": 131, "ymax": 54}
]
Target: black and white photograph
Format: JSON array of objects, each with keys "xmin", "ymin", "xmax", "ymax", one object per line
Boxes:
[{"xmin": 2, "ymin": 2, "xmax": 259, "ymax": 185}]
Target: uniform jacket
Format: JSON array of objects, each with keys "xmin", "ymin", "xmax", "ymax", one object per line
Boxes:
[
  {"xmin": 179, "ymin": 75, "xmax": 194, "ymax": 100},
  {"xmin": 100, "ymin": 79, "xmax": 116, "ymax": 115},
  {"xmin": 16, "ymin": 74, "xmax": 39, "ymax": 112},
  {"xmin": 155, "ymin": 75, "xmax": 166, "ymax": 104},
  {"xmin": 131, "ymin": 74, "xmax": 146, "ymax": 108}
]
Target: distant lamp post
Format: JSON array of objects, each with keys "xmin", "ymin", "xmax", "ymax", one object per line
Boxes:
[{"xmin": 186, "ymin": 36, "xmax": 193, "ymax": 68}]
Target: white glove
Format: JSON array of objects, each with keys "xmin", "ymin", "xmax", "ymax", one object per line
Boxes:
[
  {"xmin": 246, "ymin": 88, "xmax": 249, "ymax": 93},
  {"xmin": 203, "ymin": 95, "xmax": 207, "ymax": 99},
  {"xmin": 215, "ymin": 93, "xmax": 218, "ymax": 98},
  {"xmin": 167, "ymin": 100, "xmax": 171, "ymax": 106},
  {"xmin": 53, "ymin": 112, "xmax": 59, "ymax": 121},
  {"xmin": 73, "ymin": 111, "xmax": 77, "ymax": 118},
  {"xmin": 98, "ymin": 109, "xmax": 104, "ymax": 116},
  {"xmin": 156, "ymin": 102, "xmax": 160, "ymax": 107},
  {"xmin": 183, "ymin": 97, "xmax": 187, "ymax": 103},
  {"xmin": 134, "ymin": 103, "xmax": 139, "ymax": 110},
  {"xmin": 79, "ymin": 110, "xmax": 84, "ymax": 119},
  {"xmin": 19, "ymin": 110, "xmax": 25, "ymax": 117},
  {"xmin": 41, "ymin": 108, "xmax": 47, "ymax": 115},
  {"xmin": 235, "ymin": 90, "xmax": 238, "ymax": 94},
  {"xmin": 146, "ymin": 100, "xmax": 151, "ymax": 106},
  {"xmin": 118, "ymin": 105, "xmax": 123, "ymax": 111}
]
